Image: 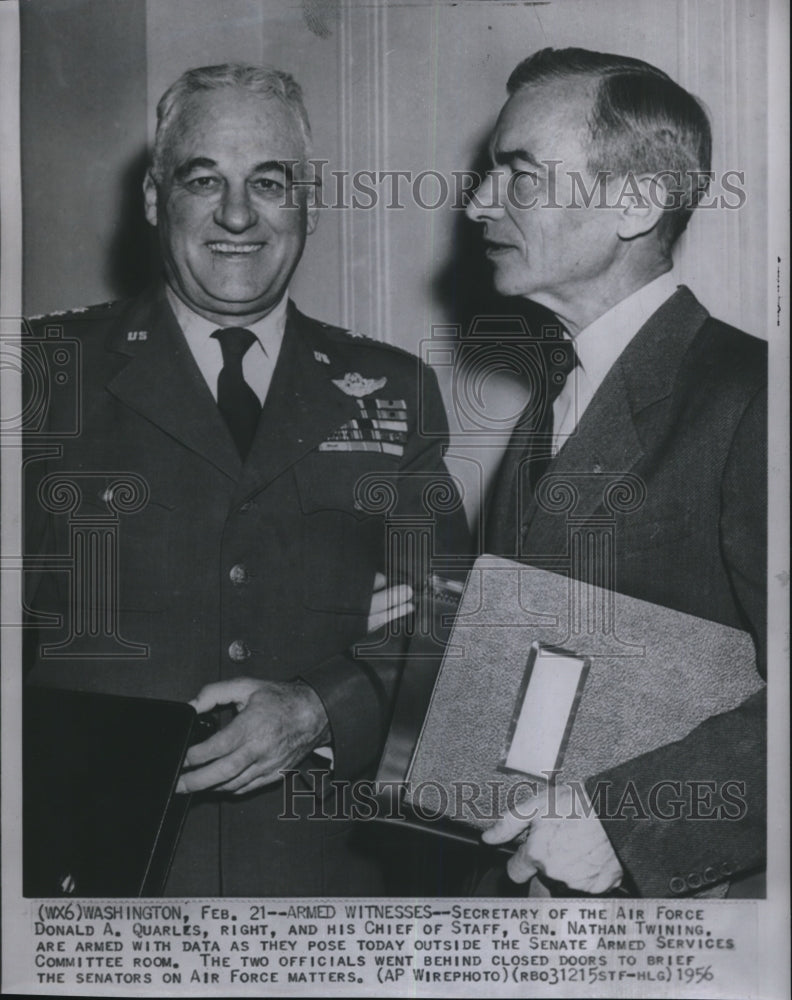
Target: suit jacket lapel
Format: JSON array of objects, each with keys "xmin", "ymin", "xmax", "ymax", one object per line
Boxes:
[
  {"xmin": 524, "ymin": 362, "xmax": 645, "ymax": 551},
  {"xmin": 524, "ymin": 286, "xmax": 709, "ymax": 553},
  {"xmin": 104, "ymin": 287, "xmax": 242, "ymax": 481},
  {"xmin": 234, "ymin": 303, "xmax": 361, "ymax": 500}
]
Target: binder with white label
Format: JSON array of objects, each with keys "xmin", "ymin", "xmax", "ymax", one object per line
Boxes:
[{"xmin": 399, "ymin": 555, "xmax": 763, "ymax": 832}]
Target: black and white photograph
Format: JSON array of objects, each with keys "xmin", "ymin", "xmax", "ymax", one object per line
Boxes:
[{"xmin": 1, "ymin": 0, "xmax": 788, "ymax": 996}]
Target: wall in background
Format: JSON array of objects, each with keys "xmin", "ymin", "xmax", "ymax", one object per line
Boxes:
[
  {"xmin": 22, "ymin": 0, "xmax": 769, "ymax": 332},
  {"xmin": 21, "ymin": 0, "xmax": 149, "ymax": 314},
  {"xmin": 20, "ymin": 0, "xmax": 771, "ymax": 517}
]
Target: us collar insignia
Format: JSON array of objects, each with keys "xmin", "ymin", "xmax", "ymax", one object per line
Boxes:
[
  {"xmin": 126, "ymin": 330, "xmax": 148, "ymax": 342},
  {"xmin": 331, "ymin": 372, "xmax": 387, "ymax": 397},
  {"xmin": 313, "ymin": 350, "xmax": 331, "ymax": 365}
]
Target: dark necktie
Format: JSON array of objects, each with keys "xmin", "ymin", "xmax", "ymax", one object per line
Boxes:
[
  {"xmin": 211, "ymin": 327, "xmax": 261, "ymax": 460},
  {"xmin": 486, "ymin": 339, "xmax": 578, "ymax": 556}
]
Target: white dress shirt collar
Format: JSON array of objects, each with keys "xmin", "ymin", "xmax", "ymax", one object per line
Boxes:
[
  {"xmin": 571, "ymin": 270, "xmax": 679, "ymax": 386},
  {"xmin": 165, "ymin": 286, "xmax": 290, "ymax": 405},
  {"xmin": 552, "ymin": 271, "xmax": 679, "ymax": 454}
]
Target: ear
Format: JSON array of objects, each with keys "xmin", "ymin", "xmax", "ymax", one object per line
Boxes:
[
  {"xmin": 615, "ymin": 173, "xmax": 667, "ymax": 241},
  {"xmin": 143, "ymin": 170, "xmax": 159, "ymax": 228}
]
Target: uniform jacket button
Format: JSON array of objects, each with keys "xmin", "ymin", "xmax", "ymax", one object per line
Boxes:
[
  {"xmin": 228, "ymin": 640, "xmax": 250, "ymax": 662},
  {"xmin": 229, "ymin": 564, "xmax": 249, "ymax": 585},
  {"xmin": 687, "ymin": 871, "xmax": 702, "ymax": 889},
  {"xmin": 669, "ymin": 876, "xmax": 686, "ymax": 894}
]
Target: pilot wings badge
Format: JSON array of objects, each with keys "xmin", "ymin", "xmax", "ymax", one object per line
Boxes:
[{"xmin": 331, "ymin": 372, "xmax": 388, "ymax": 397}]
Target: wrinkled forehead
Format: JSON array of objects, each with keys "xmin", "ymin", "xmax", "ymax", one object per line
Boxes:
[
  {"xmin": 164, "ymin": 88, "xmax": 307, "ymax": 169},
  {"xmin": 491, "ymin": 76, "xmax": 597, "ymax": 160}
]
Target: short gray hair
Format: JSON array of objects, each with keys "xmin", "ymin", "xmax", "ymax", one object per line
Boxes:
[
  {"xmin": 151, "ymin": 63, "xmax": 312, "ymax": 183},
  {"xmin": 507, "ymin": 48, "xmax": 712, "ymax": 251}
]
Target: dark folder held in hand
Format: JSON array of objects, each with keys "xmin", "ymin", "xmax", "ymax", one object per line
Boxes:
[{"xmin": 23, "ymin": 687, "xmax": 211, "ymax": 897}]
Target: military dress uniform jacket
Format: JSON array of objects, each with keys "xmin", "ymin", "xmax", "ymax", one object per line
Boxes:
[
  {"xmin": 24, "ymin": 284, "xmax": 470, "ymax": 895},
  {"xmin": 486, "ymin": 287, "xmax": 767, "ymax": 897}
]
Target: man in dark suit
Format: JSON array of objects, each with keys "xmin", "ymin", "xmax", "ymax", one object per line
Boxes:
[
  {"xmin": 465, "ymin": 48, "xmax": 765, "ymax": 896},
  {"xmin": 24, "ymin": 63, "xmax": 468, "ymax": 895}
]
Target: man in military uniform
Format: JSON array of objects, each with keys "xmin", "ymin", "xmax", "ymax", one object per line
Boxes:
[{"xmin": 24, "ymin": 63, "xmax": 469, "ymax": 895}]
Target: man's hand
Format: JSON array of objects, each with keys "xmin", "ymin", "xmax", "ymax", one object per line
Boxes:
[
  {"xmin": 367, "ymin": 572, "xmax": 413, "ymax": 632},
  {"xmin": 176, "ymin": 678, "xmax": 331, "ymax": 795},
  {"xmin": 482, "ymin": 784, "xmax": 623, "ymax": 894}
]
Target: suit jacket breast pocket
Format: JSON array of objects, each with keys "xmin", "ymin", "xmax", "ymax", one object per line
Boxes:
[{"xmin": 293, "ymin": 455, "xmax": 398, "ymax": 614}]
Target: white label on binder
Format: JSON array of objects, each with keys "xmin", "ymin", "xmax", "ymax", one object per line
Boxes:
[{"xmin": 504, "ymin": 648, "xmax": 587, "ymax": 777}]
